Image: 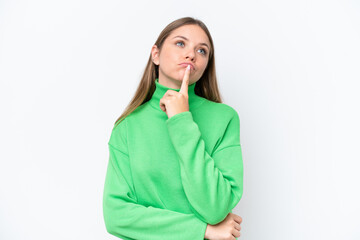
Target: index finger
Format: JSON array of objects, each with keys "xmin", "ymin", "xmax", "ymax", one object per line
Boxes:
[{"xmin": 179, "ymin": 64, "xmax": 191, "ymax": 95}]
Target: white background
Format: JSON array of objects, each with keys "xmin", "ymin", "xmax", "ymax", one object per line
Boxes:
[{"xmin": 1, "ymin": 0, "xmax": 359, "ymax": 239}]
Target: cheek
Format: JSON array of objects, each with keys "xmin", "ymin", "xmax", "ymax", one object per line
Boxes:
[
  {"xmin": 197, "ymin": 63, "xmax": 208, "ymax": 76},
  {"xmin": 160, "ymin": 52, "xmax": 176, "ymax": 66},
  {"xmin": 199, "ymin": 61, "xmax": 208, "ymax": 71}
]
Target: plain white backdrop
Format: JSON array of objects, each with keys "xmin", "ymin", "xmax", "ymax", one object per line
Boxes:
[{"xmin": 1, "ymin": 0, "xmax": 359, "ymax": 239}]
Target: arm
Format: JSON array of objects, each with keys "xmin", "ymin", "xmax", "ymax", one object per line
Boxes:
[
  {"xmin": 165, "ymin": 109, "xmax": 244, "ymax": 225},
  {"xmin": 103, "ymin": 119, "xmax": 208, "ymax": 240}
]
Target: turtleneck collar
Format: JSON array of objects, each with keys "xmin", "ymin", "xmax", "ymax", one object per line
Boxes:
[{"xmin": 148, "ymin": 78, "xmax": 205, "ymax": 112}]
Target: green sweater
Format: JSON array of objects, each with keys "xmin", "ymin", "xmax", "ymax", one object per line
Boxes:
[{"xmin": 103, "ymin": 78, "xmax": 244, "ymax": 240}]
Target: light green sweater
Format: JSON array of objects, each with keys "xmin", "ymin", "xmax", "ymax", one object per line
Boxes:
[{"xmin": 103, "ymin": 78, "xmax": 244, "ymax": 240}]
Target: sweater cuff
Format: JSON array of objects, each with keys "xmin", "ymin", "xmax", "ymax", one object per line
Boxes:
[{"xmin": 166, "ymin": 111, "xmax": 193, "ymax": 125}]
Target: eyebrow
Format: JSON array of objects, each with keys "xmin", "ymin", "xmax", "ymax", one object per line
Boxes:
[{"xmin": 172, "ymin": 35, "xmax": 210, "ymax": 51}]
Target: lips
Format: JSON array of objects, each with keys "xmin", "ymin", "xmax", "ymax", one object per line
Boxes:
[{"xmin": 179, "ymin": 63, "xmax": 195, "ymax": 70}]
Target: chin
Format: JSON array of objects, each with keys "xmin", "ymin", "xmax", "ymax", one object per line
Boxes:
[
  {"xmin": 173, "ymin": 73, "xmax": 184, "ymax": 81},
  {"xmin": 176, "ymin": 69, "xmax": 191, "ymax": 80}
]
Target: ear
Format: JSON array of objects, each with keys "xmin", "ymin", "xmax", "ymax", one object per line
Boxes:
[{"xmin": 151, "ymin": 44, "xmax": 160, "ymax": 65}]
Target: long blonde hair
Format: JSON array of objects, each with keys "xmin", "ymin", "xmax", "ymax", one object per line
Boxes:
[{"xmin": 113, "ymin": 17, "xmax": 223, "ymax": 128}]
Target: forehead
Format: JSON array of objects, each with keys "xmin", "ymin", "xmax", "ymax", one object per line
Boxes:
[{"xmin": 168, "ymin": 25, "xmax": 210, "ymax": 45}]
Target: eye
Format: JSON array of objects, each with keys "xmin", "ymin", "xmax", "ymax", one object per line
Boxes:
[
  {"xmin": 176, "ymin": 41, "xmax": 207, "ymax": 56},
  {"xmin": 176, "ymin": 41, "xmax": 185, "ymax": 47},
  {"xmin": 198, "ymin": 48, "xmax": 207, "ymax": 55}
]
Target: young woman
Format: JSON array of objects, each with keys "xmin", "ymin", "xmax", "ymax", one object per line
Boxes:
[{"xmin": 103, "ymin": 17, "xmax": 244, "ymax": 240}]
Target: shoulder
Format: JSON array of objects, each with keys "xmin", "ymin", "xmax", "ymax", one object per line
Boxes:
[
  {"xmin": 109, "ymin": 116, "xmax": 128, "ymax": 147},
  {"xmin": 110, "ymin": 103, "xmax": 148, "ymax": 133},
  {"xmin": 202, "ymin": 99, "xmax": 240, "ymax": 121},
  {"xmin": 108, "ymin": 102, "xmax": 150, "ymax": 145}
]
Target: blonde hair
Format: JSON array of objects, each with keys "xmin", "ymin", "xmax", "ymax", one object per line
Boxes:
[{"xmin": 113, "ymin": 16, "xmax": 223, "ymax": 128}]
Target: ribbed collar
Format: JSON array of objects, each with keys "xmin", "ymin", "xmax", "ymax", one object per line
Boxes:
[{"xmin": 148, "ymin": 78, "xmax": 205, "ymax": 112}]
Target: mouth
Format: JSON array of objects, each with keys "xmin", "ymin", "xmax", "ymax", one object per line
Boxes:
[{"xmin": 179, "ymin": 63, "xmax": 195, "ymax": 71}]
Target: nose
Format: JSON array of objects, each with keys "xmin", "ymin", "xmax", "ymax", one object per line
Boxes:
[{"xmin": 185, "ymin": 50, "xmax": 196, "ymax": 61}]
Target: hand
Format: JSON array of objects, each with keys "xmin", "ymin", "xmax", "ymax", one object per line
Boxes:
[
  {"xmin": 204, "ymin": 212, "xmax": 242, "ymax": 240},
  {"xmin": 159, "ymin": 64, "xmax": 191, "ymax": 119}
]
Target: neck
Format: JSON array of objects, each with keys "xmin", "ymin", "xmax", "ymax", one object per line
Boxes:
[{"xmin": 148, "ymin": 78, "xmax": 205, "ymax": 113}]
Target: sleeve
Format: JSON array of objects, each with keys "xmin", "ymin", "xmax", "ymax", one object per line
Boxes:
[
  {"xmin": 103, "ymin": 118, "xmax": 208, "ymax": 240},
  {"xmin": 165, "ymin": 109, "xmax": 244, "ymax": 225}
]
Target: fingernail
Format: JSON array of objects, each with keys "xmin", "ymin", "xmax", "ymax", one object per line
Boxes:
[{"xmin": 187, "ymin": 65, "xmax": 190, "ymax": 70}]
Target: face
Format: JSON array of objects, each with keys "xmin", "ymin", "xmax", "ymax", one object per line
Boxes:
[{"xmin": 151, "ymin": 24, "xmax": 211, "ymax": 87}]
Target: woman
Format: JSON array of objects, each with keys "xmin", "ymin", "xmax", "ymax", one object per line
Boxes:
[{"xmin": 103, "ymin": 17, "xmax": 244, "ymax": 240}]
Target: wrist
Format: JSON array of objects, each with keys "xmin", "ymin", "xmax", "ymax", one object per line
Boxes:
[{"xmin": 204, "ymin": 224, "xmax": 211, "ymax": 239}]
